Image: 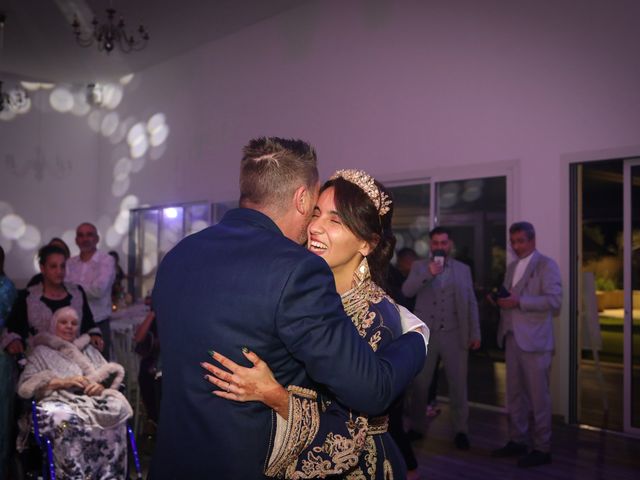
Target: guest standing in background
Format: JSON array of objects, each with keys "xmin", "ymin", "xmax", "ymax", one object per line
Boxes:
[
  {"xmin": 108, "ymin": 250, "xmax": 126, "ymax": 306},
  {"xmin": 2, "ymin": 245, "xmax": 101, "ymax": 355},
  {"xmin": 403, "ymin": 226, "xmax": 481, "ymax": 450},
  {"xmin": 134, "ymin": 307, "xmax": 162, "ymax": 424},
  {"xmin": 0, "ymin": 246, "xmax": 17, "ymax": 480},
  {"xmin": 490, "ymin": 221, "xmax": 562, "ymax": 468},
  {"xmin": 66, "ymin": 223, "xmax": 115, "ymax": 359},
  {"xmin": 26, "ymin": 237, "xmax": 71, "ymax": 288},
  {"xmin": 0, "ymin": 246, "xmax": 16, "ymax": 335}
]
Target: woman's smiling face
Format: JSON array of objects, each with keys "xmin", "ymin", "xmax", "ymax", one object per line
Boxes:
[
  {"xmin": 307, "ymin": 187, "xmax": 370, "ymax": 284},
  {"xmin": 55, "ymin": 313, "xmax": 79, "ymax": 342}
]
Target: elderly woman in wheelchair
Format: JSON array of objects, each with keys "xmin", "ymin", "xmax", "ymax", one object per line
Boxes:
[{"xmin": 18, "ymin": 306, "xmax": 132, "ymax": 479}]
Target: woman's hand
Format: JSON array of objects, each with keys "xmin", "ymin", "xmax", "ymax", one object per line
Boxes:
[
  {"xmin": 201, "ymin": 349, "xmax": 290, "ymax": 419},
  {"xmin": 84, "ymin": 382, "xmax": 105, "ymax": 396},
  {"xmin": 49, "ymin": 376, "xmax": 90, "ymax": 392}
]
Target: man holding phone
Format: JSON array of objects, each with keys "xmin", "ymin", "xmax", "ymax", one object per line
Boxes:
[
  {"xmin": 489, "ymin": 221, "xmax": 562, "ymax": 468},
  {"xmin": 402, "ymin": 226, "xmax": 481, "ymax": 450}
]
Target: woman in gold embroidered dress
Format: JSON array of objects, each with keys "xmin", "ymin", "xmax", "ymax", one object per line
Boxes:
[{"xmin": 203, "ymin": 170, "xmax": 415, "ymax": 479}]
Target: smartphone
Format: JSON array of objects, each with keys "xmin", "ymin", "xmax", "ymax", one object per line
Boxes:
[
  {"xmin": 432, "ymin": 249, "xmax": 445, "ymax": 267},
  {"xmin": 490, "ymin": 285, "xmax": 510, "ymax": 302}
]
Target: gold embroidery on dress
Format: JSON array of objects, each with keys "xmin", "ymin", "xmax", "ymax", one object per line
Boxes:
[
  {"xmin": 265, "ymin": 386, "xmax": 320, "ymax": 477},
  {"xmin": 363, "ymin": 435, "xmax": 377, "ymax": 477},
  {"xmin": 368, "ymin": 330, "xmax": 382, "ymax": 352},
  {"xmin": 341, "ymin": 258, "xmax": 387, "ymax": 338},
  {"xmin": 346, "ymin": 467, "xmax": 366, "ymax": 480},
  {"xmin": 274, "ymin": 258, "xmax": 398, "ymax": 479},
  {"xmin": 290, "ymin": 416, "xmax": 369, "ymax": 479}
]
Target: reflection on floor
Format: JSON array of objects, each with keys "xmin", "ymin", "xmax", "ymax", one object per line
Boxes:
[
  {"xmin": 464, "ymin": 347, "xmax": 636, "ymax": 432},
  {"xmin": 579, "ymin": 360, "xmax": 623, "ymax": 431},
  {"xmin": 134, "ymin": 403, "xmax": 640, "ymax": 479},
  {"xmin": 413, "ymin": 403, "xmax": 640, "ymax": 480}
]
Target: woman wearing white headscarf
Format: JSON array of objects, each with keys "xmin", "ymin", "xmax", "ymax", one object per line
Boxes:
[{"xmin": 18, "ymin": 306, "xmax": 132, "ymax": 479}]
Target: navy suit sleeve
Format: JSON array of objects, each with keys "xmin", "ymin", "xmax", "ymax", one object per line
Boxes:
[{"xmin": 275, "ymin": 255, "xmax": 425, "ymax": 415}]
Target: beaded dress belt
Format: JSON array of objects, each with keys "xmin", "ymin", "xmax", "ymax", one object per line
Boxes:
[{"xmin": 368, "ymin": 415, "xmax": 389, "ymax": 435}]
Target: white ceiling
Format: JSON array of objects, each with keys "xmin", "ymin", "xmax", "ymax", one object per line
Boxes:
[{"xmin": 0, "ymin": 0, "xmax": 308, "ymax": 83}]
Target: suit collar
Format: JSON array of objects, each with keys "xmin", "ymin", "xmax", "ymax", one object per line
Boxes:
[{"xmin": 222, "ymin": 208, "xmax": 283, "ymax": 236}]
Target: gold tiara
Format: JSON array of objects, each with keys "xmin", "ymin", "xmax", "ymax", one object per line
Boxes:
[{"xmin": 330, "ymin": 169, "xmax": 392, "ymax": 216}]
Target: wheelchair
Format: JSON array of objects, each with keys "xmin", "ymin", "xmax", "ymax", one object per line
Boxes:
[{"xmin": 27, "ymin": 398, "xmax": 143, "ymax": 480}]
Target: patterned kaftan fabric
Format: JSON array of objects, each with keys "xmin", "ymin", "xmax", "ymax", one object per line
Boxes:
[
  {"xmin": 37, "ymin": 393, "xmax": 128, "ymax": 479},
  {"xmin": 267, "ymin": 258, "xmax": 406, "ymax": 480}
]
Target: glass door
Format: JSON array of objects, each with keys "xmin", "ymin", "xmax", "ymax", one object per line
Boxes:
[
  {"xmin": 573, "ymin": 160, "xmax": 624, "ymax": 431},
  {"xmin": 572, "ymin": 157, "xmax": 640, "ymax": 436},
  {"xmin": 435, "ymin": 176, "xmax": 508, "ymax": 408},
  {"xmin": 388, "ymin": 175, "xmax": 509, "ymax": 409},
  {"xmin": 623, "ymin": 159, "xmax": 640, "ymax": 433}
]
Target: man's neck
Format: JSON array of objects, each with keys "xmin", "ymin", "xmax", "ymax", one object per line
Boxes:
[
  {"xmin": 79, "ymin": 250, "xmax": 96, "ymax": 262},
  {"xmin": 518, "ymin": 250, "xmax": 536, "ymax": 261}
]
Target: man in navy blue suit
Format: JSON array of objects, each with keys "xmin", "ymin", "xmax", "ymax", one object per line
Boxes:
[{"xmin": 150, "ymin": 137, "xmax": 426, "ymax": 479}]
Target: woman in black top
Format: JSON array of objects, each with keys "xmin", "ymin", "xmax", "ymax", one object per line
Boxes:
[{"xmin": 1, "ymin": 245, "xmax": 101, "ymax": 355}]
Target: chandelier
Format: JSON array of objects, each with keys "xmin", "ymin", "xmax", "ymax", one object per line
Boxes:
[
  {"xmin": 71, "ymin": 7, "xmax": 149, "ymax": 54},
  {"xmin": 0, "ymin": 81, "xmax": 29, "ymax": 113}
]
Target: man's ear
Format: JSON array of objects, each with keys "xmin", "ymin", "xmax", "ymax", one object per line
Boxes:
[{"xmin": 293, "ymin": 185, "xmax": 311, "ymax": 216}]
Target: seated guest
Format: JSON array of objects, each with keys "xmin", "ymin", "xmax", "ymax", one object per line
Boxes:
[
  {"xmin": 26, "ymin": 238, "xmax": 71, "ymax": 288},
  {"xmin": 17, "ymin": 307, "xmax": 132, "ymax": 479},
  {"xmin": 1, "ymin": 245, "xmax": 102, "ymax": 355}
]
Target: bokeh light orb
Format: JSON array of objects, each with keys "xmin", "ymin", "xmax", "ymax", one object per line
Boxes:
[
  {"xmin": 49, "ymin": 87, "xmax": 74, "ymax": 113},
  {"xmin": 112, "ymin": 177, "xmax": 131, "ymax": 197},
  {"xmin": 101, "ymin": 112, "xmax": 120, "ymax": 137},
  {"xmin": 113, "ymin": 157, "xmax": 132, "ymax": 182},
  {"xmin": 0, "ymin": 214, "xmax": 26, "ymax": 240},
  {"xmin": 17, "ymin": 225, "xmax": 42, "ymax": 250}
]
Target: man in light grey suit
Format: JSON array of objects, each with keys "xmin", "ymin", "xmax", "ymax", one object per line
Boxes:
[
  {"xmin": 491, "ymin": 221, "xmax": 562, "ymax": 468},
  {"xmin": 403, "ymin": 226, "xmax": 480, "ymax": 450}
]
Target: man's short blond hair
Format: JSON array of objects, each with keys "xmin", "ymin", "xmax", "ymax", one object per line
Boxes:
[{"xmin": 239, "ymin": 137, "xmax": 318, "ymax": 214}]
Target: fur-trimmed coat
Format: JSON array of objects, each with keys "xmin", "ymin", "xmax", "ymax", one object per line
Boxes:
[
  {"xmin": 16, "ymin": 333, "xmax": 132, "ymax": 474},
  {"xmin": 18, "ymin": 333, "xmax": 126, "ymax": 399}
]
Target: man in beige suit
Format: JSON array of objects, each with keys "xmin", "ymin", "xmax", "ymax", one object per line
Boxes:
[
  {"xmin": 491, "ymin": 221, "xmax": 562, "ymax": 468},
  {"xmin": 403, "ymin": 226, "xmax": 480, "ymax": 450}
]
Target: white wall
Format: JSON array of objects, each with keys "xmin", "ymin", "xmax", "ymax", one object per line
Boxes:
[
  {"xmin": 0, "ymin": 82, "xmax": 100, "ymax": 285},
  {"xmin": 2, "ymin": 0, "xmax": 640, "ymax": 419}
]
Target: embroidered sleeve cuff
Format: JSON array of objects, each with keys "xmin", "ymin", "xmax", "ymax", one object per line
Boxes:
[{"xmin": 265, "ymin": 385, "xmax": 319, "ymax": 477}]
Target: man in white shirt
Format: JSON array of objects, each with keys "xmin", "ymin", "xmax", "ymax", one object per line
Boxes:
[
  {"xmin": 66, "ymin": 222, "xmax": 116, "ymax": 359},
  {"xmin": 490, "ymin": 221, "xmax": 562, "ymax": 468}
]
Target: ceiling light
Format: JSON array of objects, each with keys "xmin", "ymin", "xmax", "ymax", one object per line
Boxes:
[{"xmin": 71, "ymin": 7, "xmax": 149, "ymax": 54}]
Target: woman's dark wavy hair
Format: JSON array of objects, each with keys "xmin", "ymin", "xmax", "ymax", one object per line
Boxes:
[
  {"xmin": 38, "ymin": 245, "xmax": 67, "ymax": 266},
  {"xmin": 321, "ymin": 176, "xmax": 396, "ymax": 288}
]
